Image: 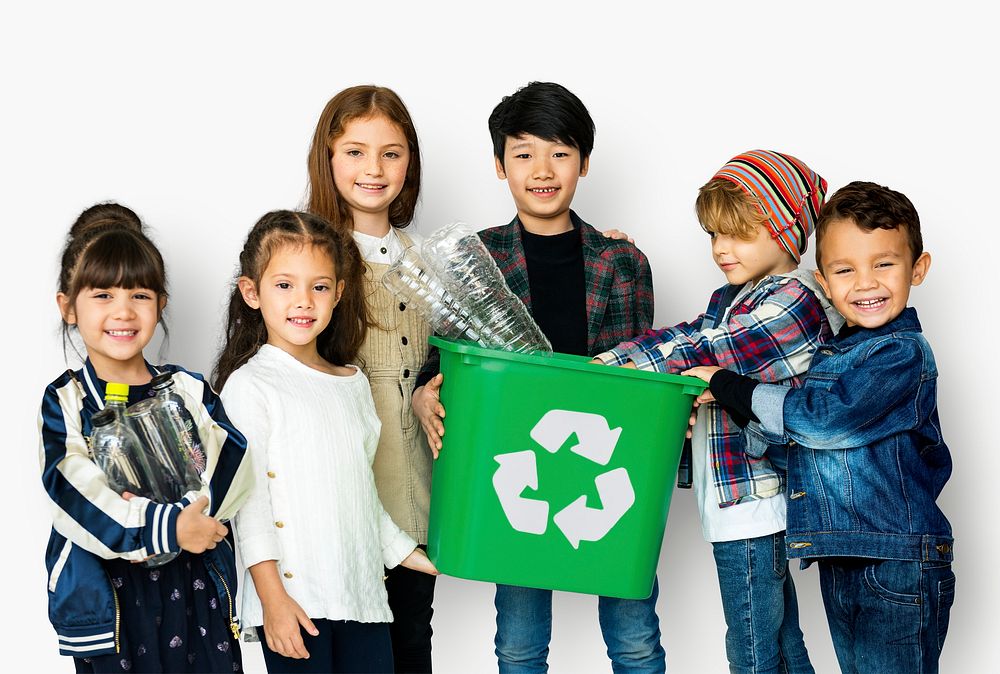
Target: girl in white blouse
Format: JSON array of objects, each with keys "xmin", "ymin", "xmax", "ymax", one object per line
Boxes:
[{"xmin": 213, "ymin": 210, "xmax": 437, "ymax": 674}]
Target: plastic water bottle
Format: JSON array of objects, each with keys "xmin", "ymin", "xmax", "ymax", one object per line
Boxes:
[
  {"xmin": 91, "ymin": 383, "xmax": 179, "ymax": 567},
  {"xmin": 126, "ymin": 373, "xmax": 205, "ymax": 501},
  {"xmin": 90, "ymin": 407, "xmax": 151, "ymax": 498},
  {"xmin": 100, "ymin": 383, "xmax": 171, "ymax": 500},
  {"xmin": 102, "ymin": 382, "xmax": 130, "ymax": 421},
  {"xmin": 384, "ymin": 223, "xmax": 552, "ymax": 354},
  {"xmin": 421, "ymin": 223, "xmax": 551, "ymax": 353},
  {"xmin": 150, "ymin": 372, "xmax": 207, "ymax": 478},
  {"xmin": 382, "ymin": 246, "xmax": 487, "ymax": 343}
]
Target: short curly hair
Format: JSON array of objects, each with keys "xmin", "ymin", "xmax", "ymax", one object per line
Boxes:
[{"xmin": 815, "ymin": 181, "xmax": 923, "ymax": 268}]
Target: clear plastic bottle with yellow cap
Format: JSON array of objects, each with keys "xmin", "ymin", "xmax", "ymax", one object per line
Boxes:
[
  {"xmin": 90, "ymin": 405, "xmax": 147, "ymax": 498},
  {"xmin": 89, "ymin": 382, "xmax": 178, "ymax": 566}
]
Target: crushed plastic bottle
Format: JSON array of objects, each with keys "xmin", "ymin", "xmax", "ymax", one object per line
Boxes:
[
  {"xmin": 382, "ymin": 246, "xmax": 490, "ymax": 343},
  {"xmin": 384, "ymin": 223, "xmax": 552, "ymax": 354}
]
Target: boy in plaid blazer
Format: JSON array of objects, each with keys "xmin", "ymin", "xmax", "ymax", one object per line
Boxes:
[{"xmin": 414, "ymin": 81, "xmax": 660, "ymax": 673}]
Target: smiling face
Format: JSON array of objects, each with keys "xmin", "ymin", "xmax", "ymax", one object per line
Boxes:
[
  {"xmin": 815, "ymin": 217, "xmax": 930, "ymax": 329},
  {"xmin": 329, "ymin": 114, "xmax": 410, "ymax": 235},
  {"xmin": 58, "ymin": 286, "xmax": 163, "ymax": 381},
  {"xmin": 495, "ymin": 133, "xmax": 588, "ymax": 234},
  {"xmin": 239, "ymin": 243, "xmax": 345, "ymax": 363},
  {"xmin": 711, "ymin": 225, "xmax": 797, "ymax": 286}
]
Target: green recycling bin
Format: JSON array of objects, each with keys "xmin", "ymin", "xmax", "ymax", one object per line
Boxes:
[{"xmin": 426, "ymin": 336, "xmax": 707, "ymax": 599}]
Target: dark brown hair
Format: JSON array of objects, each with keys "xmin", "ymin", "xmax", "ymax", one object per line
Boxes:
[
  {"xmin": 306, "ymin": 85, "xmax": 421, "ymax": 233},
  {"xmin": 58, "ymin": 202, "xmax": 168, "ymax": 356},
  {"xmin": 213, "ymin": 210, "xmax": 369, "ymax": 389},
  {"xmin": 815, "ymin": 180, "xmax": 923, "ymax": 268}
]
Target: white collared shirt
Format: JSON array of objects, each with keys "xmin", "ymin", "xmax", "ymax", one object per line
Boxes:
[{"xmin": 353, "ymin": 227, "xmax": 423, "ymax": 265}]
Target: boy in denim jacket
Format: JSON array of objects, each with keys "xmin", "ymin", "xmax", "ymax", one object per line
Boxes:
[
  {"xmin": 687, "ymin": 181, "xmax": 955, "ymax": 672},
  {"xmin": 596, "ymin": 150, "xmax": 842, "ymax": 673}
]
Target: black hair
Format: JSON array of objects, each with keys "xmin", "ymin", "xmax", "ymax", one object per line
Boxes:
[
  {"xmin": 58, "ymin": 202, "xmax": 169, "ymax": 360},
  {"xmin": 488, "ymin": 82, "xmax": 595, "ymax": 168}
]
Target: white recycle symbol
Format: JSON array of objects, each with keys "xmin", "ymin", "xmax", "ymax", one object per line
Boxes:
[{"xmin": 492, "ymin": 410, "xmax": 635, "ymax": 549}]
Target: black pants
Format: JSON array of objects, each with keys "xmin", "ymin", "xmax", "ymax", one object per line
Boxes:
[
  {"xmin": 385, "ymin": 547, "xmax": 437, "ymax": 673},
  {"xmin": 258, "ymin": 619, "xmax": 393, "ymax": 673}
]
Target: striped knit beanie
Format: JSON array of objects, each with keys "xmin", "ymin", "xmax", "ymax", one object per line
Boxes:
[{"xmin": 713, "ymin": 150, "xmax": 827, "ymax": 263}]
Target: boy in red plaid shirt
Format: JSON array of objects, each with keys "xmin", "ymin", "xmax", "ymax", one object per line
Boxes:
[{"xmin": 595, "ymin": 150, "xmax": 842, "ymax": 673}]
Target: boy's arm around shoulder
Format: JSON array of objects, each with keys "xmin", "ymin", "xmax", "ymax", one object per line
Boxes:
[
  {"xmin": 592, "ymin": 232, "xmax": 654, "ymax": 328},
  {"xmin": 758, "ymin": 333, "xmax": 932, "ymax": 449}
]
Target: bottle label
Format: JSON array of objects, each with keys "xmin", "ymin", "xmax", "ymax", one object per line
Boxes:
[{"xmin": 182, "ymin": 420, "xmax": 207, "ymax": 473}]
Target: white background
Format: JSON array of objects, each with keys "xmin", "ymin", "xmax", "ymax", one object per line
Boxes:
[{"xmin": 3, "ymin": 2, "xmax": 996, "ymax": 672}]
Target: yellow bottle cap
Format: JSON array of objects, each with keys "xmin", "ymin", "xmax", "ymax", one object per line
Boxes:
[{"xmin": 105, "ymin": 382, "xmax": 130, "ymax": 402}]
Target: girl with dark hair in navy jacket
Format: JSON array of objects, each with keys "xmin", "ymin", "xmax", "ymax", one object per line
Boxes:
[{"xmin": 39, "ymin": 202, "xmax": 254, "ymax": 673}]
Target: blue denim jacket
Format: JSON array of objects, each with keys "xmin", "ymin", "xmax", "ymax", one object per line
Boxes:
[{"xmin": 748, "ymin": 308, "xmax": 954, "ymax": 564}]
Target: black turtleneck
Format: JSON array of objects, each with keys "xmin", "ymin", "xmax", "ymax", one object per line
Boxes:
[{"xmin": 520, "ymin": 224, "xmax": 588, "ymax": 356}]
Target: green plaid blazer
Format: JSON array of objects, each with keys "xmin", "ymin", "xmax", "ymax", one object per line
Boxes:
[{"xmin": 418, "ymin": 211, "xmax": 654, "ymax": 384}]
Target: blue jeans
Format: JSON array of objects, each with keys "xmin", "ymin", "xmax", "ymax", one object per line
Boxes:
[
  {"xmin": 818, "ymin": 558, "xmax": 955, "ymax": 673},
  {"xmin": 712, "ymin": 533, "xmax": 814, "ymax": 674},
  {"xmin": 494, "ymin": 577, "xmax": 665, "ymax": 673}
]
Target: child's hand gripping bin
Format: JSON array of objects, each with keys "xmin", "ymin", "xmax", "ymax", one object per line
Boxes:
[{"xmin": 426, "ymin": 336, "xmax": 707, "ymax": 600}]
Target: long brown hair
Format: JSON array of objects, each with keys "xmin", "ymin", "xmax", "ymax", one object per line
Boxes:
[
  {"xmin": 213, "ymin": 210, "xmax": 369, "ymax": 389},
  {"xmin": 306, "ymin": 85, "xmax": 421, "ymax": 233},
  {"xmin": 58, "ymin": 202, "xmax": 168, "ymax": 358}
]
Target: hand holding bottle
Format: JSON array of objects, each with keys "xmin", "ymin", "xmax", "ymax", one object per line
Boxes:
[{"xmin": 176, "ymin": 495, "xmax": 228, "ymax": 553}]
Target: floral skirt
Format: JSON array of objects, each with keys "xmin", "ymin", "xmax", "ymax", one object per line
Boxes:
[{"xmin": 74, "ymin": 551, "xmax": 242, "ymax": 673}]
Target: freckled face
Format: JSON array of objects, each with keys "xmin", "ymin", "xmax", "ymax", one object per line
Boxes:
[{"xmin": 330, "ymin": 115, "xmax": 410, "ymax": 221}]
